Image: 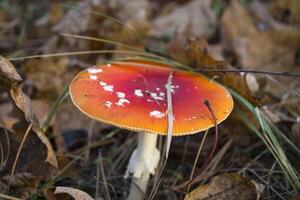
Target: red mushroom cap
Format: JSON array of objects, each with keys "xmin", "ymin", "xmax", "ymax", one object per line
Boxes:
[{"xmin": 69, "ymin": 61, "xmax": 234, "ymax": 136}]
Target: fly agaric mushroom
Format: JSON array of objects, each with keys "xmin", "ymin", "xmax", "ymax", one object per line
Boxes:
[{"xmin": 69, "ymin": 60, "xmax": 233, "ymax": 199}]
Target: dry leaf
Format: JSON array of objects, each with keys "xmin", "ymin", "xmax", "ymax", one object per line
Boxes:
[
  {"xmin": 52, "ymin": 1, "xmax": 97, "ymax": 34},
  {"xmin": 0, "ymin": 56, "xmax": 22, "ymax": 83},
  {"xmin": 0, "ymin": 172, "xmax": 40, "ymax": 198},
  {"xmin": 0, "ymin": 102, "xmax": 18, "ymax": 130},
  {"xmin": 54, "ymin": 186, "xmax": 94, "ymax": 200},
  {"xmin": 0, "ymin": 127, "xmax": 56, "ymax": 197},
  {"xmin": 31, "ymin": 100, "xmax": 50, "ymax": 126},
  {"xmin": 151, "ymin": 0, "xmax": 216, "ymax": 38},
  {"xmin": 101, "ymin": 0, "xmax": 151, "ymax": 52},
  {"xmin": 0, "ymin": 55, "xmax": 57, "ymax": 167},
  {"xmin": 221, "ymin": 0, "xmax": 295, "ymax": 71},
  {"xmin": 10, "ymin": 83, "xmax": 57, "ymax": 167},
  {"xmin": 221, "ymin": 0, "xmax": 300, "ymax": 98},
  {"xmin": 185, "ymin": 173, "xmax": 264, "ymax": 200},
  {"xmin": 23, "ymin": 57, "xmax": 70, "ymax": 98}
]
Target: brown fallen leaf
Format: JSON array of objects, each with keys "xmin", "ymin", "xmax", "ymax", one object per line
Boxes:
[
  {"xmin": 0, "ymin": 55, "xmax": 57, "ymax": 168},
  {"xmin": 184, "ymin": 173, "xmax": 264, "ymax": 200},
  {"xmin": 268, "ymin": 0, "xmax": 300, "ymax": 27},
  {"xmin": 0, "ymin": 102, "xmax": 18, "ymax": 130},
  {"xmin": 0, "ymin": 56, "xmax": 22, "ymax": 83},
  {"xmin": 0, "ymin": 172, "xmax": 41, "ymax": 198},
  {"xmin": 23, "ymin": 57, "xmax": 70, "ymax": 98},
  {"xmin": 52, "ymin": 0, "xmax": 102, "ymax": 35},
  {"xmin": 0, "ymin": 127, "xmax": 56, "ymax": 197},
  {"xmin": 10, "ymin": 82, "xmax": 57, "ymax": 168},
  {"xmin": 151, "ymin": 0, "xmax": 216, "ymax": 38},
  {"xmin": 49, "ymin": 186, "xmax": 95, "ymax": 200},
  {"xmin": 221, "ymin": 0, "xmax": 300, "ymax": 98},
  {"xmin": 221, "ymin": 0, "xmax": 296, "ymax": 70},
  {"xmin": 102, "ymin": 0, "xmax": 151, "ymax": 54}
]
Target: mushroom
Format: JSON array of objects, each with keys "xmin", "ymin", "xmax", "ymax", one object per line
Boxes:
[{"xmin": 69, "ymin": 60, "xmax": 234, "ymax": 199}]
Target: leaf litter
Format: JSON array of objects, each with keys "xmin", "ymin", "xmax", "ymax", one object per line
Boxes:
[{"xmin": 0, "ymin": 0, "xmax": 300, "ymax": 199}]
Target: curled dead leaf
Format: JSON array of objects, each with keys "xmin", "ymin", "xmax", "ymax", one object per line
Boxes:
[
  {"xmin": 53, "ymin": 186, "xmax": 94, "ymax": 200},
  {"xmin": 185, "ymin": 173, "xmax": 264, "ymax": 200},
  {"xmin": 0, "ymin": 56, "xmax": 22, "ymax": 83},
  {"xmin": 0, "ymin": 55, "xmax": 57, "ymax": 168}
]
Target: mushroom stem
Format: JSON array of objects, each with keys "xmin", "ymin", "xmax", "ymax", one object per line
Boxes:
[{"xmin": 126, "ymin": 133, "xmax": 160, "ymax": 200}]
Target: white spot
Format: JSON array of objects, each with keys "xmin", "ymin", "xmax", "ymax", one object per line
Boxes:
[
  {"xmin": 147, "ymin": 99, "xmax": 154, "ymax": 102},
  {"xmin": 150, "ymin": 93, "xmax": 157, "ymax": 97},
  {"xmin": 150, "ymin": 92, "xmax": 164, "ymax": 101},
  {"xmin": 134, "ymin": 89, "xmax": 144, "ymax": 97},
  {"xmin": 159, "ymin": 92, "xmax": 165, "ymax": 96},
  {"xmin": 153, "ymin": 96, "xmax": 164, "ymax": 101},
  {"xmin": 116, "ymin": 92, "xmax": 125, "ymax": 98},
  {"xmin": 99, "ymin": 81, "xmax": 107, "ymax": 86},
  {"xmin": 103, "ymin": 85, "xmax": 114, "ymax": 92},
  {"xmin": 88, "ymin": 67, "xmax": 103, "ymax": 74},
  {"xmin": 105, "ymin": 101, "xmax": 112, "ymax": 108},
  {"xmin": 115, "ymin": 98, "xmax": 130, "ymax": 107},
  {"xmin": 107, "ymin": 64, "xmax": 112, "ymax": 67},
  {"xmin": 156, "ymin": 87, "xmax": 160, "ymax": 91},
  {"xmin": 149, "ymin": 110, "xmax": 165, "ymax": 118},
  {"xmin": 89, "ymin": 75, "xmax": 98, "ymax": 80}
]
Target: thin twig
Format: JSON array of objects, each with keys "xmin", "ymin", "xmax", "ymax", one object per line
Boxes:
[
  {"xmin": 8, "ymin": 50, "xmax": 162, "ymax": 61},
  {"xmin": 0, "ymin": 116, "xmax": 10, "ymax": 171},
  {"xmin": 187, "ymin": 129, "xmax": 209, "ymax": 193},
  {"xmin": 171, "ymin": 100, "xmax": 219, "ymax": 190},
  {"xmin": 265, "ymin": 74, "xmax": 300, "ymax": 97},
  {"xmin": 60, "ymin": 33, "xmax": 143, "ymax": 52},
  {"xmin": 83, "ymin": 120, "xmax": 96, "ymax": 165},
  {"xmin": 98, "ymin": 151, "xmax": 111, "ymax": 200},
  {"xmin": 8, "ymin": 123, "xmax": 33, "ymax": 192},
  {"xmin": 96, "ymin": 152, "xmax": 100, "ymax": 200},
  {"xmin": 0, "ymin": 193, "xmax": 23, "ymax": 200},
  {"xmin": 197, "ymin": 69, "xmax": 300, "ymax": 77}
]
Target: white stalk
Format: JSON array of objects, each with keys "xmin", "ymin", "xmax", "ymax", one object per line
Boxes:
[{"xmin": 125, "ymin": 133, "xmax": 160, "ymax": 200}]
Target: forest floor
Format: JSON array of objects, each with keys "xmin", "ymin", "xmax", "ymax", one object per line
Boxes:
[{"xmin": 0, "ymin": 0, "xmax": 300, "ymax": 199}]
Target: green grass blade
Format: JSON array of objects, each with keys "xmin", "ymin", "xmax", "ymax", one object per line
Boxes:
[{"xmin": 230, "ymin": 88, "xmax": 300, "ymax": 191}]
